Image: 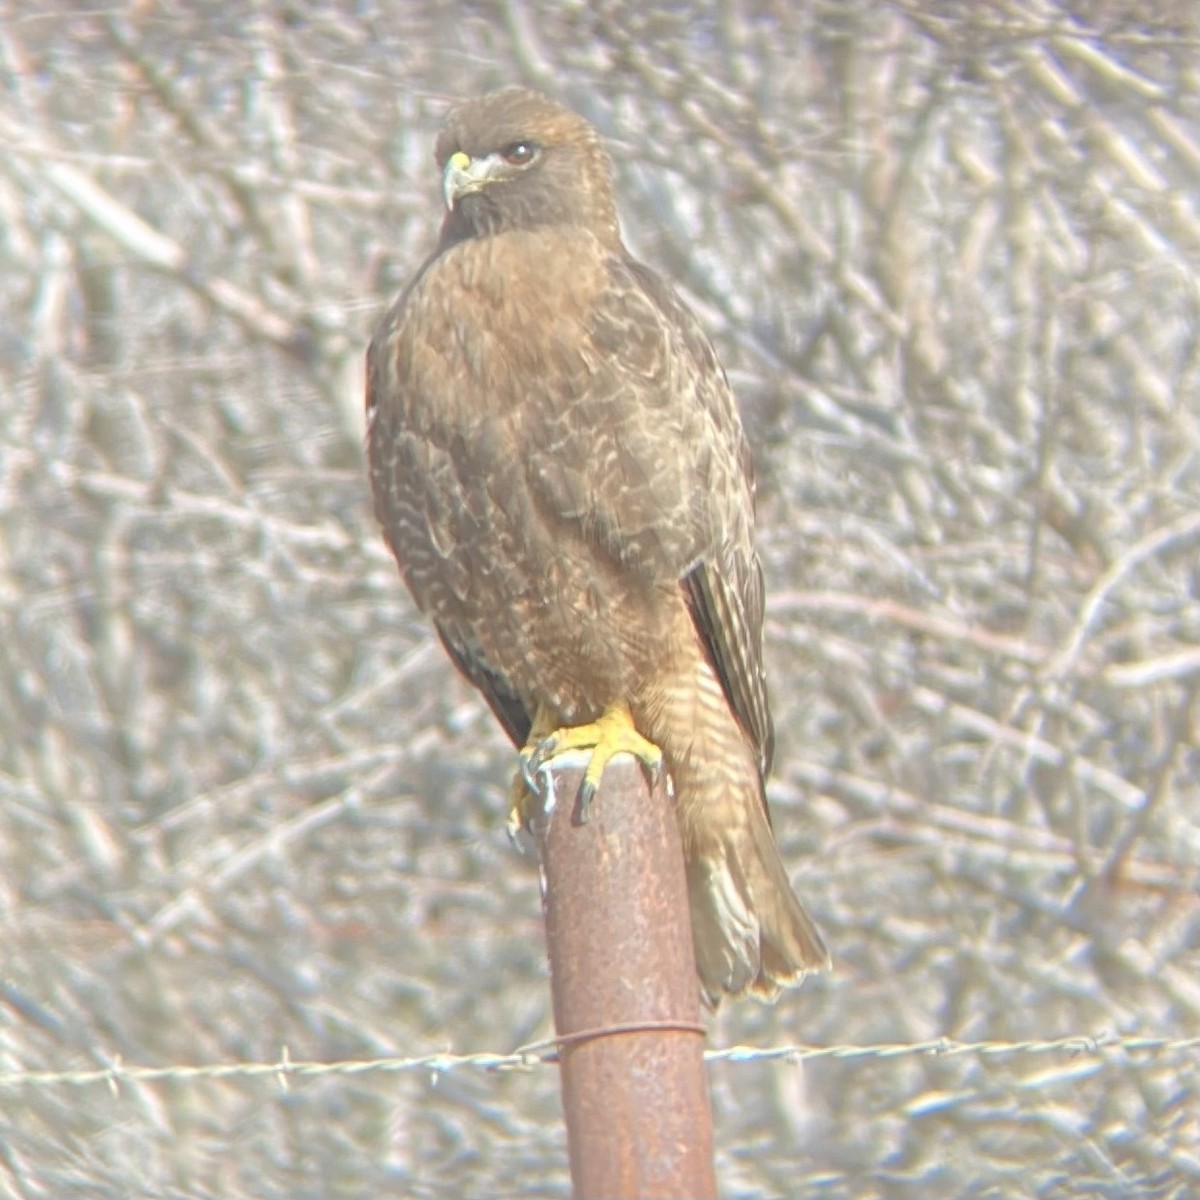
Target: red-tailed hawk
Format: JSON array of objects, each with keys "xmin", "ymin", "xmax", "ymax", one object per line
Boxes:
[{"xmin": 366, "ymin": 88, "xmax": 828, "ymax": 1002}]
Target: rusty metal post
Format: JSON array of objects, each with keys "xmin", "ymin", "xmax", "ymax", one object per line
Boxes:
[{"xmin": 530, "ymin": 754, "xmax": 717, "ymax": 1200}]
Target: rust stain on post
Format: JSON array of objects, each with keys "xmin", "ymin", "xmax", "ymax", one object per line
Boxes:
[{"xmin": 531, "ymin": 755, "xmax": 717, "ymax": 1200}]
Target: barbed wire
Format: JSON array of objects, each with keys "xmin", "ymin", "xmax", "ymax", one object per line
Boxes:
[{"xmin": 2, "ymin": 1032, "xmax": 1196, "ymax": 1094}]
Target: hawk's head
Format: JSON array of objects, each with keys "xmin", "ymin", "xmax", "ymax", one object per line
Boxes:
[{"xmin": 434, "ymin": 89, "xmax": 620, "ymax": 246}]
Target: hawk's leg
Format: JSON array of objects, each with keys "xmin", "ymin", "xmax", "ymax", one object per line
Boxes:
[{"xmin": 515, "ymin": 699, "xmax": 665, "ymax": 825}]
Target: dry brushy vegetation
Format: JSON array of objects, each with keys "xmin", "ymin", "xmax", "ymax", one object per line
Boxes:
[{"xmin": 1, "ymin": 2, "xmax": 1198, "ymax": 1197}]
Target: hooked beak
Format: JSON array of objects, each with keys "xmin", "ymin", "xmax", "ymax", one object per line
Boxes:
[{"xmin": 442, "ymin": 150, "xmax": 494, "ymax": 211}]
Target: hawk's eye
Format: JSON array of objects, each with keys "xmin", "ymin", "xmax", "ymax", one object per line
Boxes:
[{"xmin": 501, "ymin": 141, "xmax": 538, "ymax": 166}]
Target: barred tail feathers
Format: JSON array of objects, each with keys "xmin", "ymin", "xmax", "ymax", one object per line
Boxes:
[{"xmin": 682, "ymin": 776, "xmax": 829, "ymax": 1005}]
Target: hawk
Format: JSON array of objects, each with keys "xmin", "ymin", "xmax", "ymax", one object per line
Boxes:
[{"xmin": 366, "ymin": 88, "xmax": 829, "ymax": 1002}]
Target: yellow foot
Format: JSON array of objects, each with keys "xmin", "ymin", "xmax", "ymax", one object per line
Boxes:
[
  {"xmin": 507, "ymin": 703, "xmax": 559, "ymax": 841},
  {"xmin": 506, "ymin": 769, "xmax": 535, "ymax": 846},
  {"xmin": 516, "ymin": 700, "xmax": 665, "ymax": 825}
]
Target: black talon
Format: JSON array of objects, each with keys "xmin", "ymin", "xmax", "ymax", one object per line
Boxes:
[
  {"xmin": 576, "ymin": 777, "xmax": 596, "ymax": 824},
  {"xmin": 539, "ymin": 732, "xmax": 561, "ymax": 765},
  {"xmin": 519, "ymin": 751, "xmax": 541, "ymax": 798}
]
